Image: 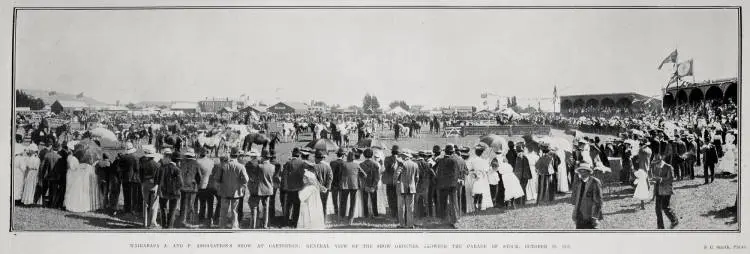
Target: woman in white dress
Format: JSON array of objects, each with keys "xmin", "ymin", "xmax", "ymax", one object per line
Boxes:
[
  {"xmin": 13, "ymin": 143, "xmax": 27, "ymax": 204},
  {"xmin": 21, "ymin": 144, "xmax": 41, "ymax": 205},
  {"xmin": 718, "ymin": 132, "xmax": 737, "ymax": 175},
  {"xmin": 632, "ymin": 168, "xmax": 651, "ymax": 210},
  {"xmin": 494, "ymin": 157, "xmax": 524, "ymax": 209},
  {"xmin": 298, "ymin": 171, "xmax": 325, "ymax": 229},
  {"xmin": 466, "ymin": 147, "xmax": 493, "ymax": 211},
  {"xmin": 64, "ymin": 152, "xmax": 97, "ymax": 213},
  {"xmin": 555, "ymin": 148, "xmax": 570, "ymax": 193}
]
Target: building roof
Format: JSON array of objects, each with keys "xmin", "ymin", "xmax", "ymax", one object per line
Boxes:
[
  {"xmin": 269, "ymin": 102, "xmax": 309, "ymax": 111},
  {"xmin": 55, "ymin": 100, "xmax": 89, "ymax": 108},
  {"xmin": 170, "ymin": 102, "xmax": 199, "ymax": 110},
  {"xmin": 241, "ymin": 105, "xmax": 267, "ymax": 113}
]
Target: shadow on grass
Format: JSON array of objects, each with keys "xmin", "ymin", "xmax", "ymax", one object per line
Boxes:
[
  {"xmin": 65, "ymin": 213, "xmax": 141, "ymax": 229},
  {"xmin": 674, "ymin": 183, "xmax": 704, "ymax": 190},
  {"xmin": 700, "ymin": 206, "xmax": 737, "ymax": 225},
  {"xmin": 603, "ymin": 207, "xmax": 640, "ymax": 216}
]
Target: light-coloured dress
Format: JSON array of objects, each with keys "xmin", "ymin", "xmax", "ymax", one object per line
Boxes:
[
  {"xmin": 525, "ymin": 152, "xmax": 539, "ymax": 201},
  {"xmin": 718, "ymin": 134, "xmax": 737, "ymax": 175},
  {"xmin": 14, "ymin": 154, "xmax": 27, "ymax": 201},
  {"xmin": 64, "ymin": 156, "xmax": 95, "ymax": 213},
  {"xmin": 555, "ymin": 150, "xmax": 570, "ymax": 193},
  {"xmin": 466, "ymin": 157, "xmax": 493, "ymax": 211},
  {"xmin": 497, "ymin": 161, "xmax": 525, "ymax": 201},
  {"xmin": 632, "ymin": 169, "xmax": 651, "ymax": 201},
  {"xmin": 21, "ymin": 155, "xmax": 41, "ymax": 205},
  {"xmin": 298, "ymin": 184, "xmax": 325, "ymax": 229}
]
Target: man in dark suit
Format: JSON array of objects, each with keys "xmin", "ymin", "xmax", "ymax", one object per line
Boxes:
[
  {"xmin": 312, "ymin": 151, "xmax": 333, "ymax": 217},
  {"xmin": 415, "ymin": 150, "xmax": 435, "ymax": 218},
  {"xmin": 339, "ymin": 151, "xmax": 367, "ymax": 224},
  {"xmin": 383, "ymin": 145, "xmax": 400, "ymax": 218},
  {"xmin": 119, "ymin": 142, "xmax": 141, "ymax": 215},
  {"xmin": 702, "ymin": 138, "xmax": 719, "ymax": 184},
  {"xmin": 329, "ymin": 149, "xmax": 345, "ymax": 216},
  {"xmin": 435, "ymin": 145, "xmax": 467, "ymax": 228},
  {"xmin": 513, "ymin": 143, "xmax": 532, "ymax": 206},
  {"xmin": 360, "ymin": 148, "xmax": 381, "ymax": 218},
  {"xmin": 41, "ymin": 143, "xmax": 63, "ymax": 208},
  {"xmin": 571, "ymin": 163, "xmax": 603, "ymax": 229},
  {"xmin": 282, "ymin": 147, "xmax": 308, "ymax": 227},
  {"xmin": 651, "ymin": 153, "xmax": 679, "ymax": 229}
]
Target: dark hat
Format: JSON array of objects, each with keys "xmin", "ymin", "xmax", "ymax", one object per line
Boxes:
[
  {"xmin": 230, "ymin": 147, "xmax": 241, "ymax": 156},
  {"xmin": 363, "ymin": 148, "xmax": 374, "ymax": 158},
  {"xmin": 391, "ymin": 145, "xmax": 400, "ymax": 152},
  {"xmin": 314, "ymin": 150, "xmax": 326, "ymax": 159},
  {"xmin": 444, "ymin": 145, "xmax": 455, "ymax": 152},
  {"xmin": 336, "ymin": 148, "xmax": 346, "ymax": 156},
  {"xmin": 292, "ymin": 147, "xmax": 301, "ymax": 156},
  {"xmin": 432, "ymin": 145, "xmax": 441, "ymax": 152}
]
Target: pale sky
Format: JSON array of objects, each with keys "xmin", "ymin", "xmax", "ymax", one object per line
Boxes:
[{"xmin": 15, "ymin": 8, "xmax": 738, "ymax": 110}]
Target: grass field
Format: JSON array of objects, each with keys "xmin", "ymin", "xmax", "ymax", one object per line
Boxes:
[{"xmin": 12, "ymin": 129, "xmax": 739, "ymax": 231}]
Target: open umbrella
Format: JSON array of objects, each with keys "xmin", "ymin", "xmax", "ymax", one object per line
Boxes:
[
  {"xmin": 479, "ymin": 134, "xmax": 507, "ymax": 152},
  {"xmin": 305, "ymin": 139, "xmax": 339, "ymax": 152},
  {"xmin": 73, "ymin": 139, "xmax": 103, "ymax": 164},
  {"xmin": 90, "ymin": 127, "xmax": 118, "ymax": 143}
]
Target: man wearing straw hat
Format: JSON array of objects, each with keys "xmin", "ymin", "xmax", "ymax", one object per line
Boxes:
[
  {"xmin": 571, "ymin": 163, "xmax": 603, "ymax": 229},
  {"xmin": 177, "ymin": 147, "xmax": 201, "ymax": 228},
  {"xmin": 119, "ymin": 142, "xmax": 141, "ymax": 215},
  {"xmin": 396, "ymin": 151, "xmax": 419, "ymax": 228},
  {"xmin": 139, "ymin": 145, "xmax": 161, "ymax": 228}
]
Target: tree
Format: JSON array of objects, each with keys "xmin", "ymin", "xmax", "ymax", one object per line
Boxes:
[
  {"xmin": 389, "ymin": 100, "xmax": 410, "ymax": 110},
  {"xmin": 362, "ymin": 93, "xmax": 381, "ymax": 114},
  {"xmin": 16, "ymin": 90, "xmax": 45, "ymax": 110}
]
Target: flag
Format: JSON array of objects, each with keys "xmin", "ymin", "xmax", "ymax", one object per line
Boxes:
[
  {"xmin": 677, "ymin": 59, "xmax": 694, "ymax": 77},
  {"xmin": 553, "ymin": 86, "xmax": 558, "ymax": 99},
  {"xmin": 657, "ymin": 49, "xmax": 678, "ymax": 70}
]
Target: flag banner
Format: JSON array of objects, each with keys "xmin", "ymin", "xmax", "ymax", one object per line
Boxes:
[
  {"xmin": 677, "ymin": 59, "xmax": 694, "ymax": 77},
  {"xmin": 657, "ymin": 49, "xmax": 678, "ymax": 70}
]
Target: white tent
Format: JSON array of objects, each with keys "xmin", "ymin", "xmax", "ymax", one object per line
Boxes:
[
  {"xmin": 387, "ymin": 106, "xmax": 412, "ymax": 115},
  {"xmin": 499, "ymin": 107, "xmax": 520, "ymax": 118}
]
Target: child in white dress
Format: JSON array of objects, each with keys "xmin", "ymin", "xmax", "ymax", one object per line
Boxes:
[{"xmin": 632, "ymin": 168, "xmax": 651, "ymax": 210}]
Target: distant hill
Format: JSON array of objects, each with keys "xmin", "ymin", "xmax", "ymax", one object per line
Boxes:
[{"xmin": 19, "ymin": 89, "xmax": 109, "ymax": 106}]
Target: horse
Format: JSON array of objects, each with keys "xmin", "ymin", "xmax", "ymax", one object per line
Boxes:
[{"xmin": 243, "ymin": 132, "xmax": 279, "ymax": 152}]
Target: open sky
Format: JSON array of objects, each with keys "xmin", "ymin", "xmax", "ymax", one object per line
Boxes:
[{"xmin": 15, "ymin": 8, "xmax": 738, "ymax": 110}]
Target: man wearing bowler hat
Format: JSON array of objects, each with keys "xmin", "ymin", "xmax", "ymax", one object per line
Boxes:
[
  {"xmin": 571, "ymin": 163, "xmax": 603, "ymax": 229},
  {"xmin": 360, "ymin": 148, "xmax": 381, "ymax": 218},
  {"xmin": 435, "ymin": 144, "xmax": 467, "ymax": 228},
  {"xmin": 312, "ymin": 150, "xmax": 333, "ymax": 217},
  {"xmin": 383, "ymin": 145, "xmax": 402, "ymax": 218},
  {"xmin": 329, "ymin": 148, "xmax": 346, "ymax": 216}
]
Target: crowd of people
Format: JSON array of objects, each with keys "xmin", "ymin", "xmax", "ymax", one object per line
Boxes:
[{"xmin": 12, "ymin": 96, "xmax": 738, "ymax": 230}]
